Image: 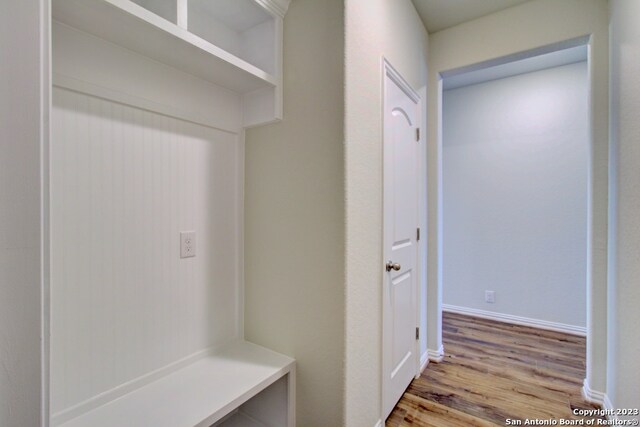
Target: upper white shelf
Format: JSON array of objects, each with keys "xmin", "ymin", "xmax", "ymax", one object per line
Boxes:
[{"xmin": 52, "ymin": 0, "xmax": 278, "ymax": 93}]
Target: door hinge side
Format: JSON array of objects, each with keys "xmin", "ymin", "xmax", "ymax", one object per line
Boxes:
[
  {"xmin": 416, "ymin": 127, "xmax": 420, "ymax": 141},
  {"xmin": 417, "ymin": 227, "xmax": 420, "ymax": 241},
  {"xmin": 416, "ymin": 327, "xmax": 420, "ymax": 340}
]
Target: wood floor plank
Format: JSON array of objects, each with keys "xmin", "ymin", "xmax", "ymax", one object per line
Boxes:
[
  {"xmin": 387, "ymin": 312, "xmax": 601, "ymax": 426},
  {"xmin": 393, "ymin": 393, "xmax": 503, "ymax": 427},
  {"xmin": 441, "ymin": 341, "xmax": 586, "ymax": 386}
]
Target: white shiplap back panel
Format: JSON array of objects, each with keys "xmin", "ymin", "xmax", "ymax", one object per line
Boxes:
[{"xmin": 51, "ymin": 87, "xmax": 240, "ymax": 415}]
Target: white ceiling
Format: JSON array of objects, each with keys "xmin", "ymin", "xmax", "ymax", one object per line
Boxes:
[{"xmin": 411, "ymin": 0, "xmax": 531, "ymax": 33}]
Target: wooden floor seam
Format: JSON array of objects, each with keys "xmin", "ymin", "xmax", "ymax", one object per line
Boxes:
[{"xmin": 387, "ymin": 312, "xmax": 602, "ymax": 427}]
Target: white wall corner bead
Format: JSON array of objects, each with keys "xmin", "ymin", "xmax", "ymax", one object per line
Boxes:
[{"xmin": 49, "ymin": 0, "xmax": 293, "ymax": 425}]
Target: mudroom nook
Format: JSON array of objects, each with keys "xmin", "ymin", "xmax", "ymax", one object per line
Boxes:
[{"xmin": 49, "ymin": 1, "xmax": 294, "ymax": 426}]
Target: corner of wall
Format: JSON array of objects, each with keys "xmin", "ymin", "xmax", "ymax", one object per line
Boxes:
[{"xmin": 243, "ymin": 0, "xmax": 346, "ymax": 425}]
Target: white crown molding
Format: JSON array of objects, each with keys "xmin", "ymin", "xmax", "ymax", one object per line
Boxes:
[
  {"xmin": 254, "ymin": 0, "xmax": 291, "ymax": 18},
  {"xmin": 442, "ymin": 304, "xmax": 587, "ymax": 337}
]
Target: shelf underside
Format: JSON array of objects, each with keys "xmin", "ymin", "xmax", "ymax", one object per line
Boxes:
[{"xmin": 216, "ymin": 412, "xmax": 266, "ymax": 427}]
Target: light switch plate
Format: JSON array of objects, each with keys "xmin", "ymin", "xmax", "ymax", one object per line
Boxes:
[{"xmin": 180, "ymin": 231, "xmax": 196, "ymax": 258}]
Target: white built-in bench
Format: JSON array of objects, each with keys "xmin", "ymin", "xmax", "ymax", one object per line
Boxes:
[
  {"xmin": 49, "ymin": 1, "xmax": 294, "ymax": 426},
  {"xmin": 56, "ymin": 341, "xmax": 295, "ymax": 427}
]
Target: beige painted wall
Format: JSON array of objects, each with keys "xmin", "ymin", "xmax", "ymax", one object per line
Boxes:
[
  {"xmin": 243, "ymin": 0, "xmax": 345, "ymax": 425},
  {"xmin": 607, "ymin": 0, "xmax": 640, "ymax": 414},
  {"xmin": 427, "ymin": 0, "xmax": 609, "ymax": 393},
  {"xmin": 344, "ymin": 0, "xmax": 429, "ymax": 424},
  {"xmin": 0, "ymin": 1, "xmax": 49, "ymax": 426}
]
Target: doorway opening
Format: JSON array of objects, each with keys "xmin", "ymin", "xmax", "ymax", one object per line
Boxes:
[
  {"xmin": 435, "ymin": 40, "xmax": 594, "ymax": 417},
  {"xmin": 441, "ymin": 45, "xmax": 589, "ymax": 334}
]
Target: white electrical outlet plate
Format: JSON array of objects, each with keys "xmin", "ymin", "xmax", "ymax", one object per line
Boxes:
[
  {"xmin": 180, "ymin": 231, "xmax": 196, "ymax": 258},
  {"xmin": 485, "ymin": 290, "xmax": 495, "ymax": 303}
]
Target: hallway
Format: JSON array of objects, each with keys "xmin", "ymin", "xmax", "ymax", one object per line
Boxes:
[
  {"xmin": 387, "ymin": 312, "xmax": 602, "ymax": 426},
  {"xmin": 4, "ymin": 1, "xmax": 640, "ymax": 425}
]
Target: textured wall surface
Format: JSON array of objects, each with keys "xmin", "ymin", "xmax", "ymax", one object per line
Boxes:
[
  {"xmin": 344, "ymin": 0, "xmax": 428, "ymax": 424},
  {"xmin": 607, "ymin": 0, "xmax": 640, "ymax": 414},
  {"xmin": 443, "ymin": 62, "xmax": 588, "ymax": 329},
  {"xmin": 243, "ymin": 1, "xmax": 346, "ymax": 425}
]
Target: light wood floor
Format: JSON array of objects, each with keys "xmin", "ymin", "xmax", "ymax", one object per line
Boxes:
[{"xmin": 387, "ymin": 312, "xmax": 602, "ymax": 426}]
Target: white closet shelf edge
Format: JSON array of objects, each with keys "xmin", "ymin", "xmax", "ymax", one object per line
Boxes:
[{"xmin": 52, "ymin": 0, "xmax": 278, "ymax": 94}]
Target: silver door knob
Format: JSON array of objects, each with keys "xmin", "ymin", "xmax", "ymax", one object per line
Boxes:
[{"xmin": 386, "ymin": 261, "xmax": 401, "ymax": 272}]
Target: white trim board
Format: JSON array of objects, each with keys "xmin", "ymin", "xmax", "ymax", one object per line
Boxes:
[
  {"xmin": 427, "ymin": 345, "xmax": 444, "ymax": 363},
  {"xmin": 53, "ymin": 74, "xmax": 238, "ymax": 135},
  {"xmin": 603, "ymin": 394, "xmax": 617, "ymax": 421},
  {"xmin": 419, "ymin": 352, "xmax": 429, "ymax": 374},
  {"xmin": 582, "ymin": 379, "xmax": 619, "ymax": 420},
  {"xmin": 581, "ymin": 378, "xmax": 605, "ymax": 405},
  {"xmin": 442, "ymin": 304, "xmax": 587, "ymax": 336},
  {"xmin": 383, "ymin": 58, "xmax": 420, "ymax": 103}
]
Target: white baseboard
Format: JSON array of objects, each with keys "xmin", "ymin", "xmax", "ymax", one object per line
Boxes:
[
  {"xmin": 443, "ymin": 304, "xmax": 587, "ymax": 336},
  {"xmin": 427, "ymin": 345, "xmax": 444, "ymax": 362},
  {"xmin": 419, "ymin": 351, "xmax": 429, "ymax": 374},
  {"xmin": 603, "ymin": 394, "xmax": 616, "ymax": 420},
  {"xmin": 583, "ymin": 379, "xmax": 619, "ymax": 421},
  {"xmin": 582, "ymin": 378, "xmax": 606, "ymax": 406}
]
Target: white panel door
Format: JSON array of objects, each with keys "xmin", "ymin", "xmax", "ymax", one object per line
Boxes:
[{"xmin": 382, "ymin": 61, "xmax": 420, "ymax": 420}]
